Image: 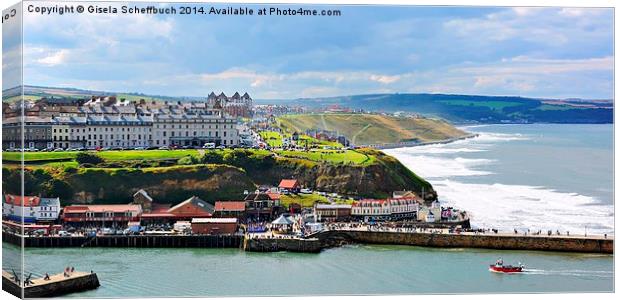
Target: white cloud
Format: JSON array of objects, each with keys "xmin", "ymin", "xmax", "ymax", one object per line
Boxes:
[{"xmin": 36, "ymin": 49, "xmax": 70, "ymax": 66}]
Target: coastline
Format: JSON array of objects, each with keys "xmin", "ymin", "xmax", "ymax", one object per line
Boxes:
[{"xmin": 370, "ymin": 133, "xmax": 479, "ymax": 150}]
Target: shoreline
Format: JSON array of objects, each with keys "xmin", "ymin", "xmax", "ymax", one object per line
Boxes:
[{"xmin": 370, "ymin": 133, "xmax": 479, "ymax": 150}]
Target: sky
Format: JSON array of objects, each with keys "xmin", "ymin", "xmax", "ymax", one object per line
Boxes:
[{"xmin": 4, "ymin": 2, "xmax": 614, "ymax": 99}]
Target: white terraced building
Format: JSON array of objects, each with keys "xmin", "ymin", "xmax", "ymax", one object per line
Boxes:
[{"xmin": 3, "ymin": 93, "xmax": 246, "ymax": 149}]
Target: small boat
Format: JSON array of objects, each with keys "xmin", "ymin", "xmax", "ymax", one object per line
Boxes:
[{"xmin": 489, "ymin": 258, "xmax": 524, "ymax": 273}]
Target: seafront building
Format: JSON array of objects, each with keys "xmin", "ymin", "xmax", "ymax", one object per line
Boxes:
[
  {"xmin": 2, "ymin": 194, "xmax": 61, "ymax": 223},
  {"xmin": 2, "ymin": 92, "xmax": 252, "ymax": 149}
]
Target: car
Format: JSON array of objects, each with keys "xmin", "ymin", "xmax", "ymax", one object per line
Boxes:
[
  {"xmin": 58, "ymin": 230, "xmax": 71, "ymax": 237},
  {"xmin": 202, "ymin": 143, "xmax": 216, "ymax": 149},
  {"xmin": 158, "ymin": 146, "xmax": 171, "ymax": 150},
  {"xmin": 53, "ymin": 148, "xmax": 65, "ymax": 152},
  {"xmin": 217, "ymin": 145, "xmax": 226, "ymax": 150},
  {"xmin": 300, "ymin": 188, "xmax": 312, "ymax": 194},
  {"xmin": 134, "ymin": 147, "xmax": 145, "ymax": 150}
]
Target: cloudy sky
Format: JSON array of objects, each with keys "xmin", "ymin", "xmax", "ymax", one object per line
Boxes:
[{"xmin": 9, "ymin": 3, "xmax": 614, "ymax": 99}]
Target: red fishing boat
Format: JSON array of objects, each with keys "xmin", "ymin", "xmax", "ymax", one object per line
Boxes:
[{"xmin": 489, "ymin": 258, "xmax": 524, "ymax": 273}]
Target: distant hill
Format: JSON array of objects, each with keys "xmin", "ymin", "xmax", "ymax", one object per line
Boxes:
[
  {"xmin": 4, "ymin": 86, "xmax": 612, "ymax": 124},
  {"xmin": 264, "ymin": 93, "xmax": 613, "ymax": 124},
  {"xmin": 277, "ymin": 113, "xmax": 469, "ymax": 146},
  {"xmin": 2, "ymin": 85, "xmax": 201, "ymax": 103}
]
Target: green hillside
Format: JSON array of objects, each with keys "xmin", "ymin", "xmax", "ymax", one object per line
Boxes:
[{"xmin": 277, "ymin": 113, "xmax": 468, "ymax": 145}]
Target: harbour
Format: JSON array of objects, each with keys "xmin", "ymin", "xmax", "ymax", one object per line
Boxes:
[{"xmin": 3, "ymin": 242, "xmax": 612, "ymax": 297}]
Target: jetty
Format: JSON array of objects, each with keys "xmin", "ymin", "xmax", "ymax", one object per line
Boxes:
[{"xmin": 2, "ymin": 270, "xmax": 100, "ymax": 298}]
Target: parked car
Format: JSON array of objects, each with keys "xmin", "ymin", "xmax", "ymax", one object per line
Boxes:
[
  {"xmin": 58, "ymin": 230, "xmax": 71, "ymax": 237},
  {"xmin": 158, "ymin": 146, "xmax": 171, "ymax": 150}
]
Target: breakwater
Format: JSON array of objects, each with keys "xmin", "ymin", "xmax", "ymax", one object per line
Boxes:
[
  {"xmin": 2, "ymin": 270, "xmax": 100, "ymax": 298},
  {"xmin": 311, "ymin": 230, "xmax": 613, "ymax": 254},
  {"xmin": 3, "ymin": 230, "xmax": 612, "ymax": 254},
  {"xmin": 3, "ymin": 232, "xmax": 241, "ymax": 248}
]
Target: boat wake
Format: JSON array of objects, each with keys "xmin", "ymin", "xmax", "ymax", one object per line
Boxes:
[{"xmin": 522, "ymin": 269, "xmax": 613, "ymax": 278}]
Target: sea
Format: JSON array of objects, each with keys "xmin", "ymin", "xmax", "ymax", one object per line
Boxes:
[
  {"xmin": 385, "ymin": 123, "xmax": 614, "ymax": 235},
  {"xmin": 2, "ymin": 124, "xmax": 614, "ymax": 297}
]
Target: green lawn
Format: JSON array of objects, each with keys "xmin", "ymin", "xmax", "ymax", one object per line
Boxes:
[
  {"xmin": 259, "ymin": 131, "xmax": 284, "ymax": 147},
  {"xmin": 3, "ymin": 150, "xmax": 202, "ymax": 162},
  {"xmin": 297, "ymin": 135, "xmax": 343, "ymax": 148},
  {"xmin": 275, "ymin": 149, "xmax": 373, "ymax": 165},
  {"xmin": 280, "ymin": 193, "xmax": 330, "ymax": 208}
]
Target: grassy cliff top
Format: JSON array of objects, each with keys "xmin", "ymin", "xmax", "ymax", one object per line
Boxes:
[{"xmin": 277, "ymin": 113, "xmax": 468, "ymax": 145}]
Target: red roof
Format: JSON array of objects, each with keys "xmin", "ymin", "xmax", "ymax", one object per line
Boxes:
[
  {"xmin": 266, "ymin": 193, "xmax": 281, "ymax": 201},
  {"xmin": 278, "ymin": 179, "xmax": 299, "ymax": 189},
  {"xmin": 141, "ymin": 213, "xmax": 176, "ymax": 218},
  {"xmin": 150, "ymin": 203, "xmax": 172, "ymax": 213},
  {"xmin": 63, "ymin": 204, "xmax": 142, "ymax": 213},
  {"xmin": 215, "ymin": 201, "xmax": 246, "ymax": 212},
  {"xmin": 4, "ymin": 194, "xmax": 40, "ymax": 207},
  {"xmin": 352, "ymin": 199, "xmax": 387, "ymax": 207}
]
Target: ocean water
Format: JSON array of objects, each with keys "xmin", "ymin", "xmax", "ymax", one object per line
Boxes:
[
  {"xmin": 384, "ymin": 124, "xmax": 614, "ymax": 235},
  {"xmin": 2, "ymin": 243, "xmax": 613, "ymax": 297}
]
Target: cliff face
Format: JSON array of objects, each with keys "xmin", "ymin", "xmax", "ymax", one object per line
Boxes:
[
  {"xmin": 3, "ymin": 150, "xmax": 436, "ymax": 205},
  {"xmin": 260, "ymin": 156, "xmax": 435, "ymax": 200}
]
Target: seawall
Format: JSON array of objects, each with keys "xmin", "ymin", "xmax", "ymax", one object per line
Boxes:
[
  {"xmin": 3, "ymin": 232, "xmax": 242, "ymax": 248},
  {"xmin": 314, "ymin": 230, "xmax": 613, "ymax": 254},
  {"xmin": 243, "ymin": 235, "xmax": 323, "ymax": 253}
]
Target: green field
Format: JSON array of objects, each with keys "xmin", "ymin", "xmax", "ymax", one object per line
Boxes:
[
  {"xmin": 535, "ymin": 104, "xmax": 588, "ymax": 111},
  {"xmin": 438, "ymin": 100, "xmax": 523, "ymax": 110},
  {"xmin": 277, "ymin": 113, "xmax": 467, "ymax": 145},
  {"xmin": 275, "ymin": 149, "xmax": 373, "ymax": 165},
  {"xmin": 259, "ymin": 131, "xmax": 343, "ymax": 148},
  {"xmin": 259, "ymin": 131, "xmax": 284, "ymax": 147},
  {"xmin": 3, "ymin": 150, "xmax": 203, "ymax": 162},
  {"xmin": 3, "ymin": 148, "xmax": 373, "ymax": 167}
]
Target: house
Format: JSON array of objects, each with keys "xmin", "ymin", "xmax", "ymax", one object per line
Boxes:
[
  {"xmin": 351, "ymin": 199, "xmax": 391, "ymax": 221},
  {"xmin": 388, "ymin": 197, "xmax": 419, "ymax": 220},
  {"xmin": 244, "ymin": 191, "xmax": 282, "ymax": 221},
  {"xmin": 191, "ymin": 218, "xmax": 238, "ymax": 235},
  {"xmin": 3, "ymin": 194, "xmax": 61, "ymax": 223},
  {"xmin": 138, "ymin": 195, "xmax": 215, "ymax": 224},
  {"xmin": 214, "ymin": 201, "xmax": 246, "ymax": 219},
  {"xmin": 62, "ymin": 204, "xmax": 142, "ymax": 226},
  {"xmin": 278, "ymin": 179, "xmax": 301, "ymax": 193},
  {"xmin": 314, "ymin": 204, "xmax": 352, "ymax": 222},
  {"xmin": 132, "ymin": 189, "xmax": 154, "ymax": 212},
  {"xmin": 167, "ymin": 196, "xmax": 215, "ymax": 218}
]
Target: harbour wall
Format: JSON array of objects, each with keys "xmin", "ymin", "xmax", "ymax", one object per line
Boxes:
[
  {"xmin": 3, "ymin": 232, "xmax": 242, "ymax": 248},
  {"xmin": 314, "ymin": 230, "xmax": 613, "ymax": 254},
  {"xmin": 3, "ymin": 230, "xmax": 612, "ymax": 254},
  {"xmin": 243, "ymin": 236, "xmax": 323, "ymax": 253}
]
